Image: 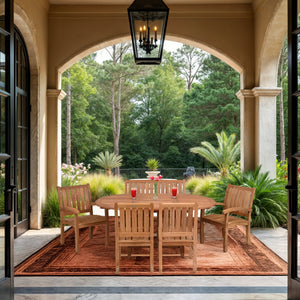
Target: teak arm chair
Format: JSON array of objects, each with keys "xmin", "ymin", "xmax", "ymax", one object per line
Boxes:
[
  {"xmin": 200, "ymin": 184, "xmax": 256, "ymax": 252},
  {"xmin": 158, "ymin": 203, "xmax": 198, "ymax": 273},
  {"xmin": 57, "ymin": 184, "xmax": 108, "ymax": 253},
  {"xmin": 114, "ymin": 202, "xmax": 154, "ymax": 274}
]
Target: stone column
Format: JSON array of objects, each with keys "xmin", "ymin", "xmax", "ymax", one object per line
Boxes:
[
  {"xmin": 236, "ymin": 89, "xmax": 256, "ymax": 173},
  {"xmin": 252, "ymin": 87, "xmax": 281, "ymax": 179},
  {"xmin": 47, "ymin": 89, "xmax": 66, "ymax": 190}
]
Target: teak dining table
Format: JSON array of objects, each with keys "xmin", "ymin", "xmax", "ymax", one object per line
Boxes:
[{"xmin": 95, "ymin": 193, "xmax": 216, "ymax": 246}]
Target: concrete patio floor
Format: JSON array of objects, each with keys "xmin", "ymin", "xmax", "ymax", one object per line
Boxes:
[{"xmin": 14, "ymin": 226, "xmax": 289, "ymax": 300}]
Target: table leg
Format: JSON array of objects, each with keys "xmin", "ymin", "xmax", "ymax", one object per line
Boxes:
[{"xmin": 105, "ymin": 208, "xmax": 109, "ymax": 247}]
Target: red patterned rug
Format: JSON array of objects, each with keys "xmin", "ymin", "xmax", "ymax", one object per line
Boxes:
[{"xmin": 15, "ymin": 220, "xmax": 287, "ymax": 276}]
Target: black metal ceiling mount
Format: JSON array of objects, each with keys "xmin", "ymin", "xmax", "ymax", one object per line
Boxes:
[{"xmin": 128, "ymin": 0, "xmax": 169, "ymax": 65}]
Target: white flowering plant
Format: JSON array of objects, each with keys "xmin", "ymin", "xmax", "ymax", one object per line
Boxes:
[{"xmin": 61, "ymin": 162, "xmax": 90, "ymax": 186}]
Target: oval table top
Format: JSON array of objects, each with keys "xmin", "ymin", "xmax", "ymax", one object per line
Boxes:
[{"xmin": 95, "ymin": 193, "xmax": 216, "ymax": 211}]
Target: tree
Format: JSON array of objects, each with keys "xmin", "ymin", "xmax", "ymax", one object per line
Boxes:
[
  {"xmin": 134, "ymin": 54, "xmax": 186, "ymax": 158},
  {"xmin": 173, "ymin": 44, "xmax": 207, "ymax": 90},
  {"xmin": 98, "ymin": 43, "xmax": 145, "ymax": 174},
  {"xmin": 61, "ymin": 61, "xmax": 96, "ymax": 164},
  {"xmin": 184, "ymin": 55, "xmax": 240, "ymax": 148},
  {"xmin": 190, "ymin": 131, "xmax": 240, "ymax": 176},
  {"xmin": 93, "ymin": 151, "xmax": 123, "ymax": 176}
]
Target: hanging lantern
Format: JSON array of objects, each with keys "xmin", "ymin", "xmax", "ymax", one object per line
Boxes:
[{"xmin": 128, "ymin": 0, "xmax": 169, "ymax": 65}]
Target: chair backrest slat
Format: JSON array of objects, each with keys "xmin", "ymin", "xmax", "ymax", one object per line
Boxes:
[
  {"xmin": 125, "ymin": 179, "xmax": 186, "ymax": 198},
  {"xmin": 57, "ymin": 184, "xmax": 92, "ymax": 214},
  {"xmin": 159, "ymin": 203, "xmax": 197, "ymax": 240},
  {"xmin": 115, "ymin": 203, "xmax": 154, "ymax": 240},
  {"xmin": 224, "ymin": 184, "xmax": 256, "ymax": 217}
]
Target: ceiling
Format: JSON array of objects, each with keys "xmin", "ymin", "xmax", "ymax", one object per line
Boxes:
[{"xmin": 48, "ymin": 0, "xmax": 252, "ymax": 5}]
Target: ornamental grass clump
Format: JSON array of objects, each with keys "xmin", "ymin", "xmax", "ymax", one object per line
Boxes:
[
  {"xmin": 42, "ymin": 188, "xmax": 60, "ymax": 228},
  {"xmin": 80, "ymin": 173, "xmax": 124, "ymax": 201},
  {"xmin": 186, "ymin": 175, "xmax": 219, "ymax": 195}
]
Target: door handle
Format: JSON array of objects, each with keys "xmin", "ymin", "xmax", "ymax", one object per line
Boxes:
[{"xmin": 6, "ymin": 185, "xmax": 17, "ymax": 212}]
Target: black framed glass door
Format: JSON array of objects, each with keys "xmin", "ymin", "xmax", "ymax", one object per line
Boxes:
[
  {"xmin": 14, "ymin": 28, "xmax": 30, "ymax": 237},
  {"xmin": 287, "ymin": 0, "xmax": 300, "ymax": 298},
  {"xmin": 0, "ymin": 0, "xmax": 15, "ymax": 299}
]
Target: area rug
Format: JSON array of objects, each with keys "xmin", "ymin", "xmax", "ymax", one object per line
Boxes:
[{"xmin": 15, "ymin": 220, "xmax": 287, "ymax": 276}]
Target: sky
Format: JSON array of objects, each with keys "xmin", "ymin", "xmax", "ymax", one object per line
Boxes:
[{"xmin": 95, "ymin": 40, "xmax": 183, "ymax": 64}]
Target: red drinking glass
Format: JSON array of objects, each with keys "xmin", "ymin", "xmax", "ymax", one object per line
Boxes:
[
  {"xmin": 131, "ymin": 188, "xmax": 137, "ymax": 199},
  {"xmin": 172, "ymin": 187, "xmax": 177, "ymax": 198}
]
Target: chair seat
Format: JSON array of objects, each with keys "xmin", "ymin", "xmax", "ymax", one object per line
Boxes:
[
  {"xmin": 63, "ymin": 214, "xmax": 106, "ymax": 227},
  {"xmin": 202, "ymin": 214, "xmax": 249, "ymax": 227}
]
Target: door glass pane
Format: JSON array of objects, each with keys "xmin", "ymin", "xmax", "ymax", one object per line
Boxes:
[
  {"xmin": 0, "ymin": 0, "xmax": 4, "ymax": 29},
  {"xmin": 0, "ymin": 96, "xmax": 5, "ymax": 153},
  {"xmin": 22, "ymin": 160, "xmax": 27, "ymax": 188},
  {"xmin": 22, "ymin": 128, "xmax": 27, "ymax": 157},
  {"xmin": 17, "ymin": 192, "xmax": 21, "ymax": 222},
  {"xmin": 298, "ymin": 220, "xmax": 300, "ymax": 278},
  {"xmin": 21, "ymin": 191, "xmax": 27, "ymax": 220},
  {"xmin": 0, "ymin": 34, "xmax": 5, "ymax": 90},
  {"xmin": 0, "ymin": 220, "xmax": 4, "ymax": 280},
  {"xmin": 298, "ymin": 35, "xmax": 300, "ymax": 91}
]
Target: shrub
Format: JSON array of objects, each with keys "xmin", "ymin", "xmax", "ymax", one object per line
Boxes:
[
  {"xmin": 207, "ymin": 165, "xmax": 288, "ymax": 228},
  {"xmin": 42, "ymin": 188, "xmax": 60, "ymax": 228},
  {"xmin": 80, "ymin": 173, "xmax": 124, "ymax": 201},
  {"xmin": 61, "ymin": 163, "xmax": 90, "ymax": 186},
  {"xmin": 186, "ymin": 175, "xmax": 219, "ymax": 196}
]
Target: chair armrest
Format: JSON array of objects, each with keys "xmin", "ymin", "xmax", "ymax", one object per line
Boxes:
[
  {"xmin": 60, "ymin": 206, "xmax": 80, "ymax": 216},
  {"xmin": 215, "ymin": 202, "xmax": 224, "ymax": 206},
  {"xmin": 223, "ymin": 207, "xmax": 251, "ymax": 215}
]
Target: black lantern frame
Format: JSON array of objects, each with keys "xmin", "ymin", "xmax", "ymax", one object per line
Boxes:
[{"xmin": 128, "ymin": 0, "xmax": 169, "ymax": 65}]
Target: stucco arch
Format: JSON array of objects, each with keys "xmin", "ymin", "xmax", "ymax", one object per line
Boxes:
[
  {"xmin": 57, "ymin": 33, "xmax": 244, "ymax": 89},
  {"xmin": 48, "ymin": 4, "xmax": 254, "ymax": 90},
  {"xmin": 257, "ymin": 0, "xmax": 287, "ymax": 86}
]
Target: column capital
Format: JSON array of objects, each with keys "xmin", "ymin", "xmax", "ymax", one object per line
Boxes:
[
  {"xmin": 236, "ymin": 89, "xmax": 254, "ymax": 100},
  {"xmin": 47, "ymin": 89, "xmax": 66, "ymax": 101},
  {"xmin": 252, "ymin": 87, "xmax": 281, "ymax": 97}
]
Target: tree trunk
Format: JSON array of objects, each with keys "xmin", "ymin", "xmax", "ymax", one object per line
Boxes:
[{"xmin": 66, "ymin": 71, "xmax": 71, "ymax": 165}]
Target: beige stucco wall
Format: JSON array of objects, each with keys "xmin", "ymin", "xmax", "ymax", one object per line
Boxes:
[
  {"xmin": 48, "ymin": 4, "xmax": 255, "ymax": 90},
  {"xmin": 15, "ymin": 0, "xmax": 49, "ymax": 229},
  {"xmin": 253, "ymin": 0, "xmax": 287, "ymax": 87}
]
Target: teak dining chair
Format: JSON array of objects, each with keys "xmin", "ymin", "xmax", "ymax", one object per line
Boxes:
[
  {"xmin": 124, "ymin": 180, "xmax": 155, "ymax": 197},
  {"xmin": 200, "ymin": 184, "xmax": 256, "ymax": 252},
  {"xmin": 114, "ymin": 202, "xmax": 154, "ymax": 274},
  {"xmin": 158, "ymin": 203, "xmax": 198, "ymax": 273},
  {"xmin": 57, "ymin": 184, "xmax": 108, "ymax": 253}
]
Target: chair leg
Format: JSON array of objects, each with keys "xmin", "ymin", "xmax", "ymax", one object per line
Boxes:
[
  {"xmin": 246, "ymin": 225, "xmax": 251, "ymax": 245},
  {"xmin": 193, "ymin": 242, "xmax": 197, "ymax": 272},
  {"xmin": 159, "ymin": 241, "xmax": 163, "ymax": 273},
  {"xmin": 150, "ymin": 244, "xmax": 154, "ymax": 273},
  {"xmin": 105, "ymin": 209, "xmax": 109, "ymax": 247},
  {"xmin": 60, "ymin": 223, "xmax": 65, "ymax": 245},
  {"xmin": 75, "ymin": 225, "xmax": 80, "ymax": 254},
  {"xmin": 89, "ymin": 226, "xmax": 93, "ymax": 239},
  {"xmin": 223, "ymin": 227, "xmax": 228, "ymax": 252},
  {"xmin": 115, "ymin": 244, "xmax": 120, "ymax": 274},
  {"xmin": 199, "ymin": 220, "xmax": 204, "ymax": 244},
  {"xmin": 180, "ymin": 246, "xmax": 184, "ymax": 258}
]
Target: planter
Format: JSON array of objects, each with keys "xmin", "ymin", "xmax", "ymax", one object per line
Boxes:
[{"xmin": 145, "ymin": 170, "xmax": 160, "ymax": 179}]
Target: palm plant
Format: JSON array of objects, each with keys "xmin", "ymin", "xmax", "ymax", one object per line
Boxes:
[
  {"xmin": 190, "ymin": 131, "xmax": 240, "ymax": 176},
  {"xmin": 145, "ymin": 158, "xmax": 159, "ymax": 171},
  {"xmin": 93, "ymin": 151, "xmax": 122, "ymax": 176},
  {"xmin": 207, "ymin": 165, "xmax": 288, "ymax": 228}
]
